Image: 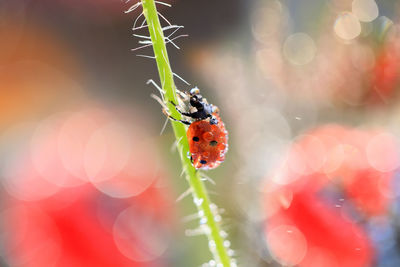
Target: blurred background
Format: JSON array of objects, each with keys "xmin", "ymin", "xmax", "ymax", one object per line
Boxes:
[{"xmin": 1, "ymin": 0, "xmax": 400, "ymax": 266}]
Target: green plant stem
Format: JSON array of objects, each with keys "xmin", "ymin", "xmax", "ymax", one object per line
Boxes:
[{"xmin": 141, "ymin": 0, "xmax": 232, "ymax": 265}]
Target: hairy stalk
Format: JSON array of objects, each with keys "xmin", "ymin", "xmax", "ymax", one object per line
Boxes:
[{"xmin": 140, "ymin": 0, "xmax": 233, "ymax": 265}]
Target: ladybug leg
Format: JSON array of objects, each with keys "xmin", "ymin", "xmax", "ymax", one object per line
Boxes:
[
  {"xmin": 151, "ymin": 93, "xmax": 169, "ymax": 111},
  {"xmin": 172, "ymin": 106, "xmax": 211, "ymax": 121},
  {"xmin": 148, "ymin": 79, "xmax": 187, "ymax": 107},
  {"xmin": 179, "ymin": 110, "xmax": 197, "ymax": 118},
  {"xmin": 152, "ymin": 94, "xmax": 191, "ymax": 125},
  {"xmin": 169, "ymin": 100, "xmax": 202, "ymax": 119},
  {"xmin": 170, "ymin": 101, "xmax": 194, "ymax": 117},
  {"xmin": 163, "ymin": 111, "xmax": 191, "ymax": 125},
  {"xmin": 175, "ymin": 88, "xmax": 190, "ymax": 102}
]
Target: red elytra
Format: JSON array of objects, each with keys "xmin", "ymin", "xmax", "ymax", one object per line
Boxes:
[{"xmin": 187, "ymin": 114, "xmax": 228, "ymax": 170}]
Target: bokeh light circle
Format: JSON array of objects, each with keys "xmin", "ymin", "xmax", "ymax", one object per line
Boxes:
[
  {"xmin": 366, "ymin": 132, "xmax": 400, "ymax": 172},
  {"xmin": 58, "ymin": 108, "xmax": 113, "ymax": 181},
  {"xmin": 283, "ymin": 33, "xmax": 316, "ymax": 65},
  {"xmin": 31, "ymin": 112, "xmax": 86, "ymax": 187},
  {"xmin": 1, "ymin": 122, "xmax": 60, "ymax": 201},
  {"xmin": 84, "ymin": 122, "xmax": 131, "ymax": 183},
  {"xmin": 334, "ymin": 12, "xmax": 361, "ymax": 40},
  {"xmin": 113, "ymin": 206, "xmax": 171, "ymax": 262},
  {"xmin": 266, "ymin": 225, "xmax": 308, "ymax": 266},
  {"xmin": 352, "ymin": 0, "xmax": 379, "ymax": 22},
  {"xmin": 287, "ymin": 135, "xmax": 326, "ymax": 176},
  {"xmin": 58, "ymin": 111, "xmax": 100, "ymax": 180}
]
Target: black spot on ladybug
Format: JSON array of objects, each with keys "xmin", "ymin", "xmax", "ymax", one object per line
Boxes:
[
  {"xmin": 200, "ymin": 160, "xmax": 207, "ymax": 164},
  {"xmin": 190, "ymin": 156, "xmax": 193, "ymax": 163},
  {"xmin": 210, "ymin": 140, "xmax": 218, "ymax": 146},
  {"xmin": 192, "ymin": 136, "xmax": 200, "ymax": 142}
]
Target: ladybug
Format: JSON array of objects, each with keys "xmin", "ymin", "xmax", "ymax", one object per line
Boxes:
[{"xmin": 168, "ymin": 88, "xmax": 228, "ymax": 170}]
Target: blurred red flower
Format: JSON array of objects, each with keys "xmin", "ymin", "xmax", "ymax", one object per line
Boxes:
[
  {"xmin": 266, "ymin": 184, "xmax": 373, "ymax": 267},
  {"xmin": 0, "ymin": 106, "xmax": 176, "ymax": 267},
  {"xmin": 263, "ymin": 125, "xmax": 399, "ymax": 267},
  {"xmin": 2, "ymin": 183, "xmax": 174, "ymax": 267}
]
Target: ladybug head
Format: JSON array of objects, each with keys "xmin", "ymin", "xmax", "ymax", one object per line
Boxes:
[{"xmin": 189, "ymin": 87, "xmax": 200, "ymax": 95}]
